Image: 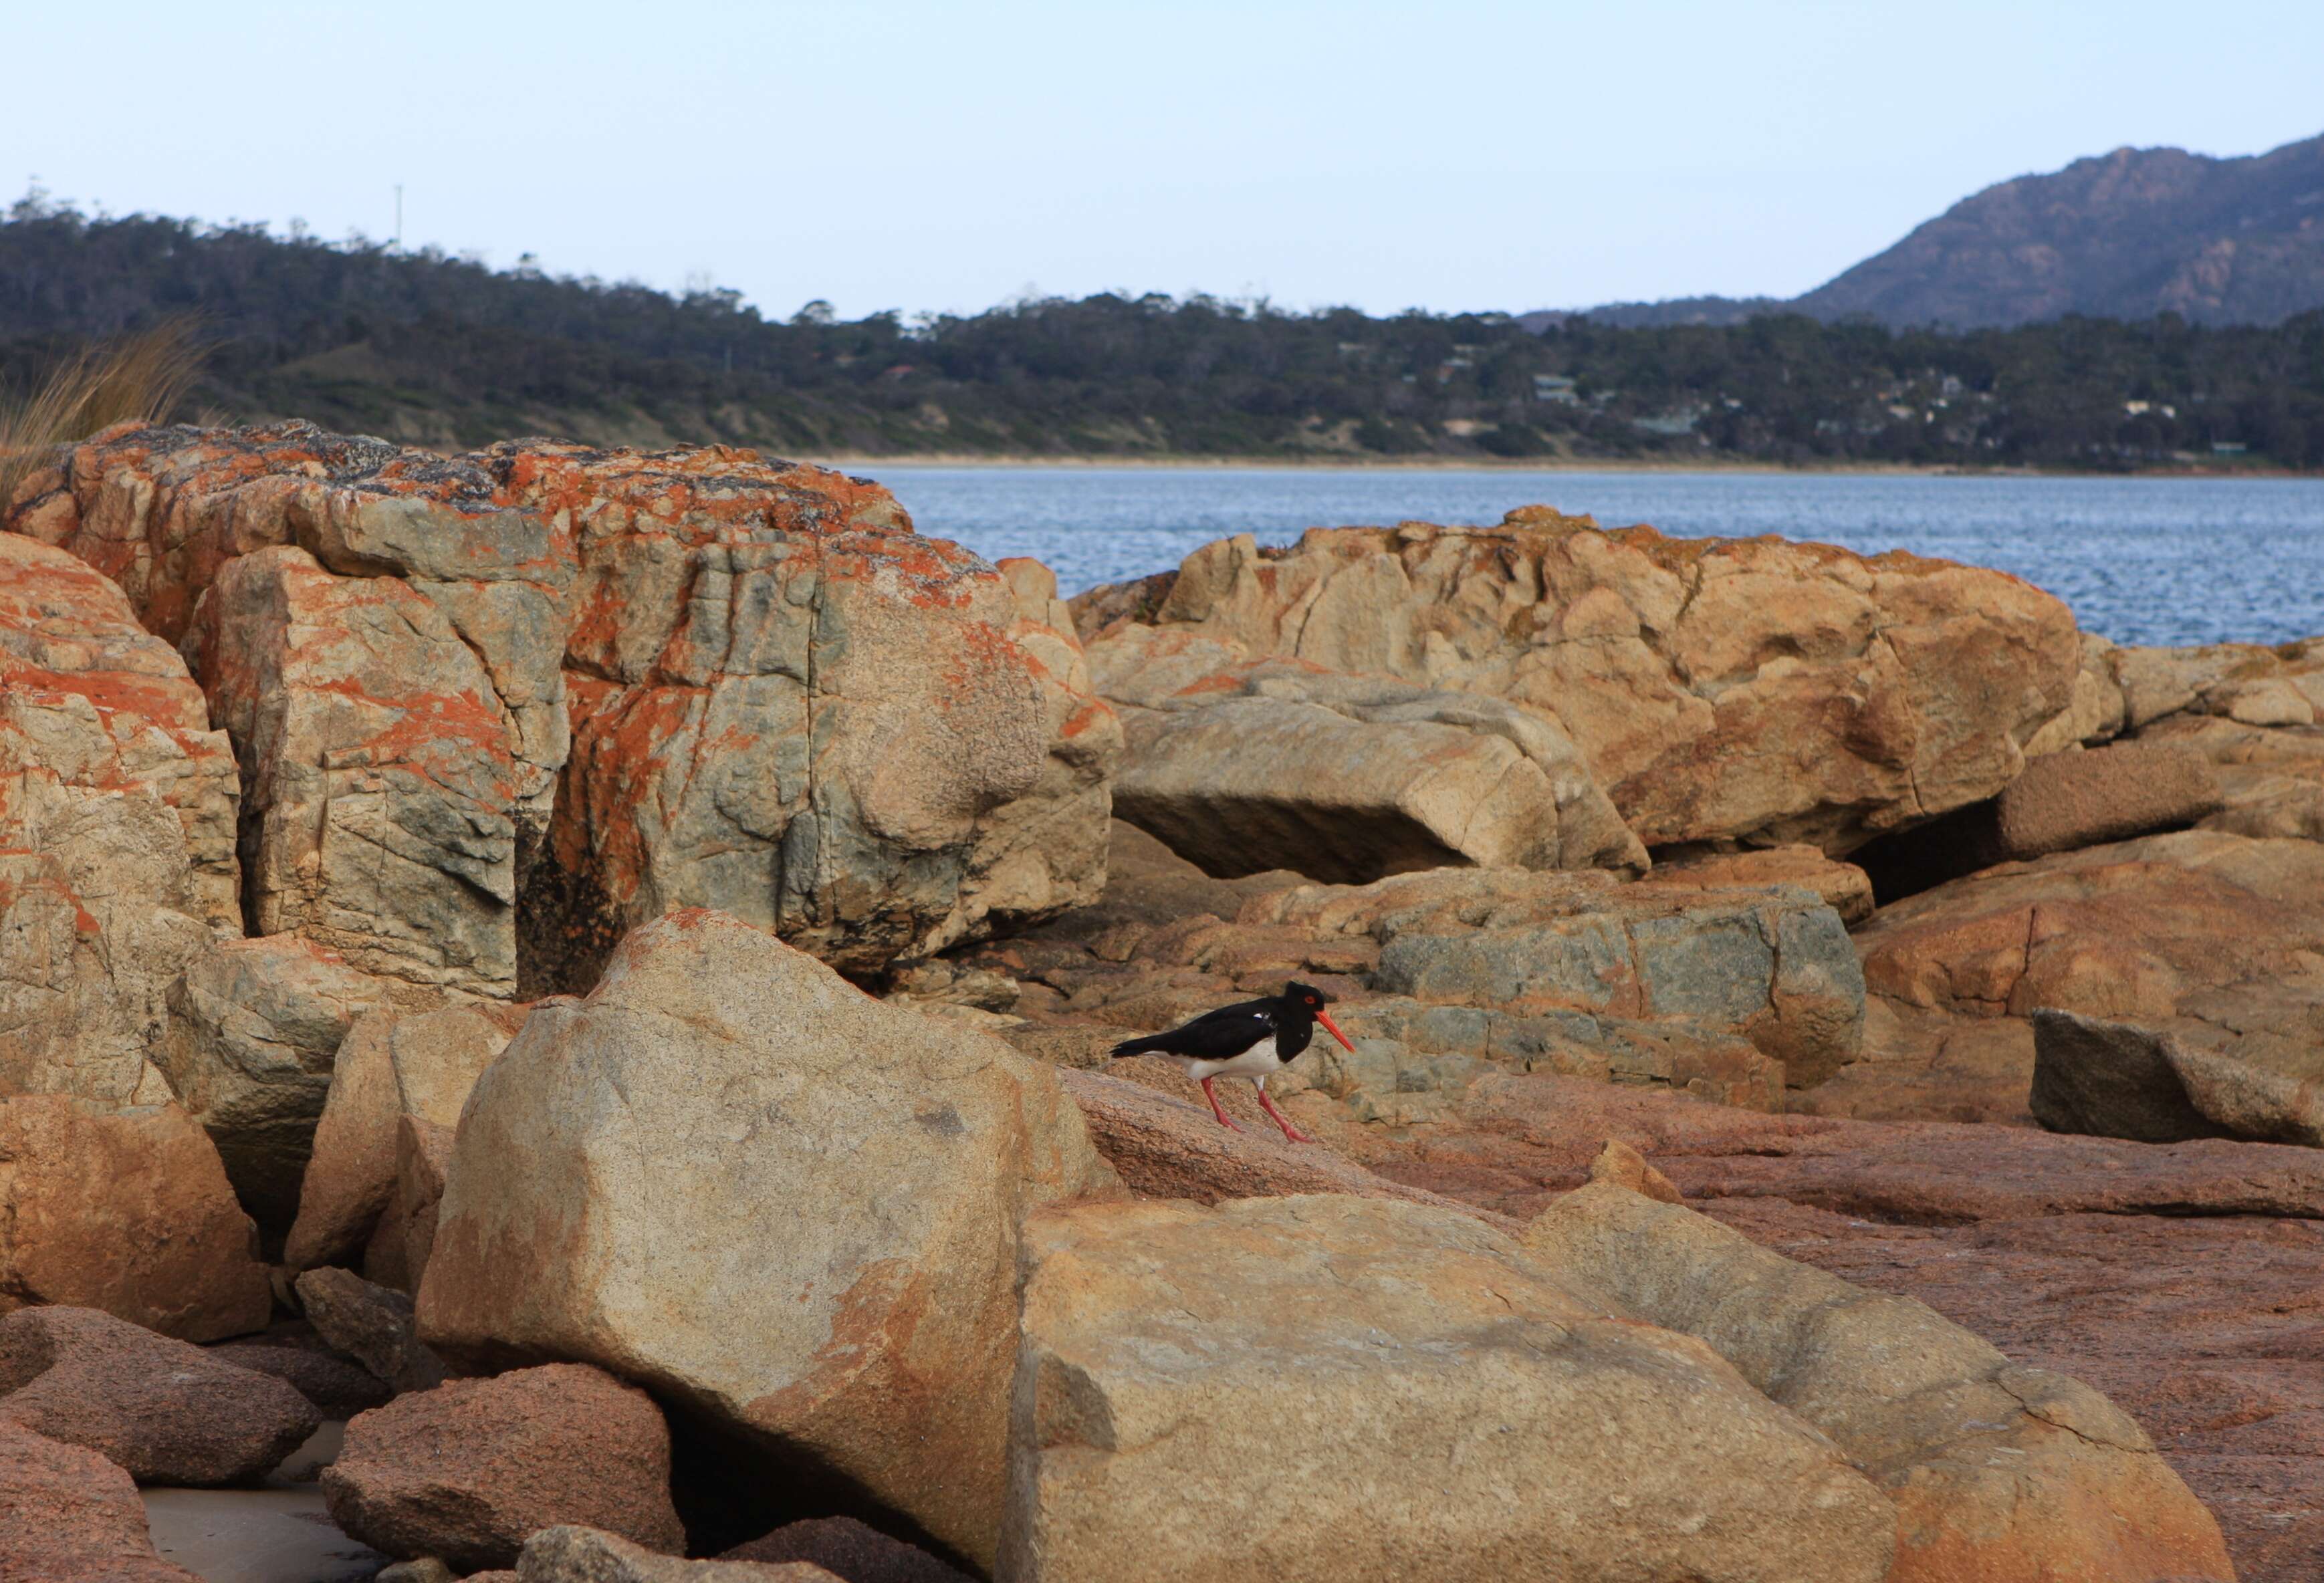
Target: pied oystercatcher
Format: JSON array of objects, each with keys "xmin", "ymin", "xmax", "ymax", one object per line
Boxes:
[{"xmin": 1109, "ymin": 981, "xmax": 1357, "ymax": 1143}]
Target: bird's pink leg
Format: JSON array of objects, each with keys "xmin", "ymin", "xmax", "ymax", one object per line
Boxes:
[
  {"xmin": 1254, "ymin": 1083, "xmax": 1312, "ymax": 1144},
  {"xmin": 1200, "ymin": 1076, "xmax": 1244, "ymax": 1132}
]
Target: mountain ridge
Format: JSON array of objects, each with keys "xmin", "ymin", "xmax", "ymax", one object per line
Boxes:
[{"xmin": 1546, "ymin": 130, "xmax": 2324, "ymax": 329}]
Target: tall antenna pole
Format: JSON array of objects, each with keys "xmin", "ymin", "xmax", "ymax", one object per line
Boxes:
[{"xmin": 394, "ymin": 184, "xmax": 403, "ymax": 251}]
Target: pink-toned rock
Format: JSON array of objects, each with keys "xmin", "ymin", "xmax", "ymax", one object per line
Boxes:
[
  {"xmin": 0, "ymin": 1418, "xmax": 199, "ymax": 1580},
  {"xmin": 0, "ymin": 1097, "xmax": 269, "ymax": 1341},
  {"xmin": 2145, "ymin": 711, "xmax": 2324, "ymax": 844},
  {"xmin": 1075, "ymin": 513, "xmax": 2080, "ymax": 852},
  {"xmin": 294, "ymin": 1267, "xmax": 443, "ymax": 1394},
  {"xmin": 322, "ymin": 1363, "xmax": 683, "ymax": 1571},
  {"xmin": 721, "ymin": 1516, "xmax": 971, "ymax": 1581},
  {"xmin": 1585, "ymin": 1136, "xmax": 1682, "ymax": 1201},
  {"xmin": 1058, "ymin": 1064, "xmax": 1503, "ymax": 1220},
  {"xmin": 0, "ymin": 1306, "xmax": 316, "ymax": 1485},
  {"xmin": 1526, "ymin": 1184, "xmax": 2234, "ymax": 1583}
]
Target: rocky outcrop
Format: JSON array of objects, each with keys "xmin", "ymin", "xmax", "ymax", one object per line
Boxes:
[
  {"xmin": 1000, "ymin": 1193, "xmax": 1897, "ymax": 1583},
  {"xmin": 0, "ymin": 1097, "xmax": 269, "ymax": 1340},
  {"xmin": 1089, "ymin": 626, "xmax": 1643, "ymax": 881},
  {"xmin": 0, "ymin": 1418, "xmax": 200, "ymax": 1581},
  {"xmin": 0, "ymin": 535, "xmax": 233, "ymax": 1109},
  {"xmin": 321, "ymin": 1363, "xmax": 683, "ymax": 1572},
  {"xmin": 1639, "ymin": 843, "xmax": 1874, "ymax": 923},
  {"xmin": 1844, "ymin": 829, "xmax": 2324, "ymax": 1140},
  {"xmin": 283, "ymin": 1001, "xmax": 527, "ymax": 1274},
  {"xmin": 2145, "ymin": 712, "xmax": 2324, "ymax": 843},
  {"xmin": 529, "ymin": 443, "xmax": 1062, "ymax": 985},
  {"xmin": 154, "ymin": 935, "xmax": 401, "ymax": 1234},
  {"xmin": 417, "ymin": 910, "xmax": 1115, "ymax": 1572},
  {"xmin": 1074, "ymin": 513, "xmax": 2081, "ymax": 852},
  {"xmin": 0, "ymin": 1306, "xmax": 318, "ymax": 1485},
  {"xmin": 1526, "ymin": 1183, "xmax": 2234, "ymax": 1582},
  {"xmin": 7, "ymin": 423, "xmax": 1110, "ymax": 994},
  {"xmin": 207, "ymin": 1327, "xmax": 394, "ymax": 1419},
  {"xmin": 366, "ymin": 1114, "xmax": 455, "ymax": 1292}
]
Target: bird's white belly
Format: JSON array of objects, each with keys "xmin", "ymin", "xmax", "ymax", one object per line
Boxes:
[{"xmin": 1175, "ymin": 1039, "xmax": 1278, "ymax": 1082}]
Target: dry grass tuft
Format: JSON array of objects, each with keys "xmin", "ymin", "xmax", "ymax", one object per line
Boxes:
[{"xmin": 0, "ymin": 318, "xmax": 209, "ymax": 515}]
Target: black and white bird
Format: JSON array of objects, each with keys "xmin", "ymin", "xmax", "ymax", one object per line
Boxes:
[{"xmin": 1109, "ymin": 981, "xmax": 1356, "ymax": 1143}]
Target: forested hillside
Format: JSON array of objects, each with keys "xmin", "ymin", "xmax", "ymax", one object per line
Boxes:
[{"xmin": 3, "ymin": 195, "xmax": 2321, "ymax": 468}]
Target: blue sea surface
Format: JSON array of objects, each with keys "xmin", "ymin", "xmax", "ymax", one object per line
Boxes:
[{"xmin": 845, "ymin": 465, "xmax": 2324, "ymax": 648}]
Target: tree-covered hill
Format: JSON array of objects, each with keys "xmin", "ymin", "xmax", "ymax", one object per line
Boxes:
[{"xmin": 3, "ymin": 194, "xmax": 2321, "ymax": 469}]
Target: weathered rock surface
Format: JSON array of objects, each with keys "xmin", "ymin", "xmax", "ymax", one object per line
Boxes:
[
  {"xmin": 2112, "ymin": 635, "xmax": 2324, "ymax": 731},
  {"xmin": 0, "ymin": 536, "xmax": 234, "ymax": 1109},
  {"xmin": 155, "ymin": 935, "xmax": 401, "ymax": 1234},
  {"xmin": 2033, "ymin": 1006, "xmax": 2324, "ymax": 1147},
  {"xmin": 1257, "ymin": 865, "xmax": 1865, "ymax": 1088},
  {"xmin": 1074, "ymin": 513, "xmax": 2080, "ymax": 852},
  {"xmin": 283, "ymin": 1001, "xmax": 526, "ymax": 1273},
  {"xmin": 295, "ymin": 1267, "xmax": 445, "ymax": 1394},
  {"xmin": 1585, "ymin": 1136, "xmax": 1682, "ymax": 1201},
  {"xmin": 1641, "ymin": 842, "xmax": 1874, "ymax": 923},
  {"xmin": 2145, "ymin": 711, "xmax": 2324, "ymax": 844},
  {"xmin": 418, "ymin": 910, "xmax": 1115, "ymax": 1572},
  {"xmin": 1000, "ymin": 1193, "xmax": 1896, "ymax": 1583},
  {"xmin": 516, "ymin": 1526, "xmax": 840, "ymax": 1581},
  {"xmin": 321, "ymin": 1363, "xmax": 683, "ymax": 1571},
  {"xmin": 925, "ymin": 558, "xmax": 1121, "ymax": 955},
  {"xmin": 207, "ymin": 1324, "xmax": 394, "ymax": 1418},
  {"xmin": 1090, "ymin": 626, "xmax": 1643, "ymax": 880},
  {"xmin": 1057, "ymin": 1064, "xmax": 1498, "ymax": 1217},
  {"xmin": 532, "ymin": 445, "xmax": 1058, "ymax": 985},
  {"xmin": 184, "ymin": 545, "xmax": 527, "ymax": 997},
  {"xmin": 1526, "ymin": 1183, "xmax": 2234, "ymax": 1582},
  {"xmin": 0, "ymin": 1417, "xmax": 199, "ymax": 1581},
  {"xmin": 0, "ymin": 531, "xmax": 239, "ymax": 927},
  {"xmin": 1845, "ymin": 829, "xmax": 2324, "ymax": 1141},
  {"xmin": 0, "ymin": 1097, "xmax": 269, "ymax": 1340},
  {"xmin": 721, "ymin": 1515, "xmax": 972, "ymax": 1582},
  {"xmin": 0, "ymin": 1306, "xmax": 318, "ymax": 1485},
  {"xmin": 366, "ymin": 1114, "xmax": 456, "ymax": 1292},
  {"xmin": 9, "ymin": 423, "xmax": 1110, "ymax": 993}
]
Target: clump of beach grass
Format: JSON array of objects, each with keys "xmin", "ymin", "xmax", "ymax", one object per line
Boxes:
[{"xmin": 0, "ymin": 318, "xmax": 208, "ymax": 511}]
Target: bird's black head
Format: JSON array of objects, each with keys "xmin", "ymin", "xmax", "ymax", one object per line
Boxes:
[{"xmin": 1283, "ymin": 982, "xmax": 1355, "ymax": 1052}]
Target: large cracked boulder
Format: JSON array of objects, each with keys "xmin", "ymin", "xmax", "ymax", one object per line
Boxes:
[
  {"xmin": 0, "ymin": 1305, "xmax": 318, "ymax": 1485},
  {"xmin": 1088, "ymin": 626, "xmax": 1643, "ymax": 881},
  {"xmin": 1072, "ymin": 513, "xmax": 2080, "ymax": 852},
  {"xmin": 0, "ymin": 536, "xmax": 235, "ymax": 1110},
  {"xmin": 322, "ymin": 1362, "xmax": 683, "ymax": 1571},
  {"xmin": 1524, "ymin": 1182, "xmax": 2234, "ymax": 1582},
  {"xmin": 999, "ymin": 1193, "xmax": 1896, "ymax": 1583},
  {"xmin": 185, "ymin": 545, "xmax": 528, "ymax": 997},
  {"xmin": 154, "ymin": 935, "xmax": 404, "ymax": 1235},
  {"xmin": 8, "ymin": 423, "xmax": 1113, "ymax": 993},
  {"xmin": 417, "ymin": 909, "xmax": 1117, "ymax": 1573},
  {"xmin": 0, "ymin": 1096, "xmax": 270, "ymax": 1341}
]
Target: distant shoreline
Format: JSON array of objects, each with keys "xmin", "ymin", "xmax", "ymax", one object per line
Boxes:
[{"xmin": 804, "ymin": 453, "xmax": 2310, "ymax": 480}]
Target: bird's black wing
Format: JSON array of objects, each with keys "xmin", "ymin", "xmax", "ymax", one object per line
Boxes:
[{"xmin": 1111, "ymin": 997, "xmax": 1277, "ymax": 1060}]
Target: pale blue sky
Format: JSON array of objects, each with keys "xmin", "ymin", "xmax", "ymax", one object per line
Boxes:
[{"xmin": 9, "ymin": 2, "xmax": 2319, "ymax": 318}]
